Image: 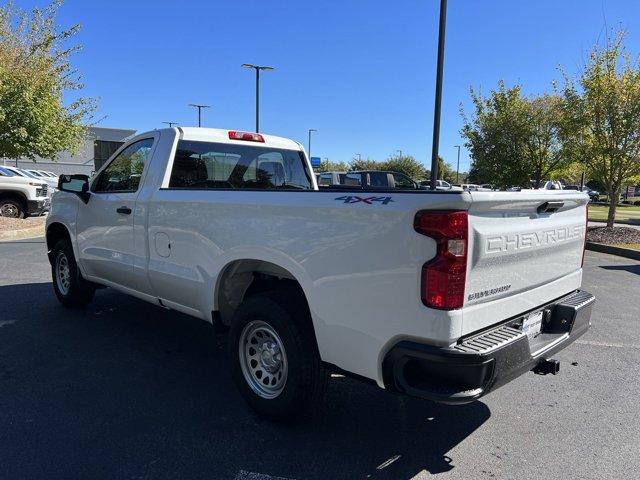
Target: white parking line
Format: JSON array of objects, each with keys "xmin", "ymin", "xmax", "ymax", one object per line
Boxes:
[
  {"xmin": 0, "ymin": 320, "xmax": 16, "ymax": 328},
  {"xmin": 234, "ymin": 470, "xmax": 296, "ymax": 480},
  {"xmin": 577, "ymin": 339, "xmax": 640, "ymax": 349}
]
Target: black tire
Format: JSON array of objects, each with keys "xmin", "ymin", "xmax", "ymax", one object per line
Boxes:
[
  {"xmin": 0, "ymin": 198, "xmax": 26, "ymax": 218},
  {"xmin": 51, "ymin": 239, "xmax": 95, "ymax": 308},
  {"xmin": 228, "ymin": 289, "xmax": 328, "ymax": 421}
]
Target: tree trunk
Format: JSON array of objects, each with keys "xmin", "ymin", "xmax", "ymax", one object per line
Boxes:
[{"xmin": 606, "ymin": 191, "xmax": 618, "ymax": 228}]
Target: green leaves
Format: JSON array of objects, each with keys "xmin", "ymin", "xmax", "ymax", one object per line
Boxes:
[
  {"xmin": 461, "ymin": 82, "xmax": 568, "ymax": 189},
  {"xmin": 559, "ymin": 32, "xmax": 640, "ymax": 226},
  {"xmin": 0, "ymin": 1, "xmax": 95, "ymax": 161}
]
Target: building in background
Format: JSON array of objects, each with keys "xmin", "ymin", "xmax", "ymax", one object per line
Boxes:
[{"xmin": 2, "ymin": 126, "xmax": 136, "ymax": 176}]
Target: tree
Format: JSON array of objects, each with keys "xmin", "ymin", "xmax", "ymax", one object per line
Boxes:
[
  {"xmin": 0, "ymin": 1, "xmax": 94, "ymax": 163},
  {"xmin": 460, "ymin": 82, "xmax": 569, "ymax": 189},
  {"xmin": 461, "ymin": 82, "xmax": 531, "ymax": 189},
  {"xmin": 525, "ymin": 95, "xmax": 568, "ymax": 187},
  {"xmin": 437, "ymin": 156, "xmax": 457, "ymax": 183},
  {"xmin": 383, "ymin": 154, "xmax": 428, "ymax": 181},
  {"xmin": 315, "ymin": 159, "xmax": 349, "ymax": 172},
  {"xmin": 559, "ymin": 33, "xmax": 640, "ymax": 227},
  {"xmin": 349, "ymin": 157, "xmax": 381, "ymax": 171}
]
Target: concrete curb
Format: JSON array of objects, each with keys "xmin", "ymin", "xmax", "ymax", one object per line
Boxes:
[
  {"xmin": 586, "ymin": 242, "xmax": 640, "ymax": 261},
  {"xmin": 587, "ymin": 218, "xmax": 640, "ymax": 227},
  {"xmin": 0, "ymin": 224, "xmax": 45, "ymax": 242}
]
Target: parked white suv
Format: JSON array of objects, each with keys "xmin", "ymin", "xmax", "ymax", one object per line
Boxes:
[
  {"xmin": 0, "ymin": 166, "xmax": 50, "ymax": 218},
  {"xmin": 46, "ymin": 127, "xmax": 594, "ymax": 420}
]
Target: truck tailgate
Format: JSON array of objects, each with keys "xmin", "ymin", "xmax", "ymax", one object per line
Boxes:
[{"xmin": 463, "ymin": 190, "xmax": 588, "ymax": 332}]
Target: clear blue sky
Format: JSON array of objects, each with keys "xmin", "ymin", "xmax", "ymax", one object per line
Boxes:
[{"xmin": 19, "ymin": 0, "xmax": 640, "ymax": 171}]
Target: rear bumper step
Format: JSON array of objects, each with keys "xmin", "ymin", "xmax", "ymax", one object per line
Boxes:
[{"xmin": 382, "ymin": 290, "xmax": 594, "ymax": 405}]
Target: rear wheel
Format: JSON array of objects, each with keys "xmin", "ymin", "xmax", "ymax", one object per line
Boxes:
[
  {"xmin": 0, "ymin": 199, "xmax": 25, "ymax": 218},
  {"xmin": 228, "ymin": 290, "xmax": 328, "ymax": 421},
  {"xmin": 51, "ymin": 239, "xmax": 95, "ymax": 307}
]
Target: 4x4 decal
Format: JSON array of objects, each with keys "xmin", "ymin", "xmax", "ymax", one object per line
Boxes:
[{"xmin": 334, "ymin": 195, "xmax": 394, "ymax": 205}]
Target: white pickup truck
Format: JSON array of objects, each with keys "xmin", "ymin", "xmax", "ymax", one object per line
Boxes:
[
  {"xmin": 46, "ymin": 127, "xmax": 594, "ymax": 420},
  {"xmin": 0, "ymin": 166, "xmax": 50, "ymax": 218}
]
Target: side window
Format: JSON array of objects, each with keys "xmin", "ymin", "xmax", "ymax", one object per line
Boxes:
[
  {"xmin": 368, "ymin": 172, "xmax": 389, "ymax": 187},
  {"xmin": 338, "ymin": 173, "xmax": 362, "ymax": 186},
  {"xmin": 317, "ymin": 174, "xmax": 332, "ymax": 186},
  {"xmin": 169, "ymin": 140, "xmax": 312, "ymax": 190},
  {"xmin": 93, "ymin": 138, "xmax": 154, "ymax": 193},
  {"xmin": 392, "ymin": 173, "xmax": 416, "ymax": 189}
]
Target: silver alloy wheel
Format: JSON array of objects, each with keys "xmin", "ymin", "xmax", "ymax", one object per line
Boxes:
[
  {"xmin": 239, "ymin": 320, "xmax": 288, "ymax": 399},
  {"xmin": 0, "ymin": 202, "xmax": 19, "ymax": 218},
  {"xmin": 55, "ymin": 251, "xmax": 71, "ymax": 296}
]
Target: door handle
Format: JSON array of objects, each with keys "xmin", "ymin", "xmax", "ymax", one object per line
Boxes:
[{"xmin": 116, "ymin": 206, "xmax": 132, "ymax": 215}]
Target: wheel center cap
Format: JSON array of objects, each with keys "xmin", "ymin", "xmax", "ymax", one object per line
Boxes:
[{"xmin": 260, "ymin": 343, "xmax": 280, "ymax": 372}]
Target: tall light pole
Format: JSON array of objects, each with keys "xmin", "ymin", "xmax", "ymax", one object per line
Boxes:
[
  {"xmin": 189, "ymin": 103, "xmax": 210, "ymax": 127},
  {"xmin": 162, "ymin": 121, "xmax": 178, "ymax": 128},
  {"xmin": 397, "ymin": 149, "xmax": 403, "ymax": 158},
  {"xmin": 429, "ymin": 0, "xmax": 448, "ymax": 190},
  {"xmin": 356, "ymin": 153, "xmax": 362, "ymax": 162},
  {"xmin": 242, "ymin": 64, "xmax": 274, "ymax": 132},
  {"xmin": 454, "ymin": 145, "xmax": 461, "ymax": 183},
  {"xmin": 308, "ymin": 129, "xmax": 317, "ymax": 160}
]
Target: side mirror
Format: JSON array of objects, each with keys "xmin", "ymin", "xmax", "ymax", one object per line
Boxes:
[{"xmin": 58, "ymin": 174, "xmax": 90, "ymax": 203}]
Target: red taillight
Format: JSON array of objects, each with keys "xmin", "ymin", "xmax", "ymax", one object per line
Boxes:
[
  {"xmin": 228, "ymin": 131, "xmax": 265, "ymax": 142},
  {"xmin": 414, "ymin": 210, "xmax": 468, "ymax": 310}
]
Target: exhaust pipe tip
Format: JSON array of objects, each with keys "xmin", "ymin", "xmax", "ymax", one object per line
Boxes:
[{"xmin": 533, "ymin": 358, "xmax": 560, "ymax": 375}]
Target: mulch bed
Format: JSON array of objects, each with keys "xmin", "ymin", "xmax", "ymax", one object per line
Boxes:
[
  {"xmin": 0, "ymin": 215, "xmax": 45, "ymax": 231},
  {"xmin": 587, "ymin": 226, "xmax": 640, "ymax": 245}
]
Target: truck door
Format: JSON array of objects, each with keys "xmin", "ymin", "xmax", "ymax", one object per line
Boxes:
[{"xmin": 76, "ymin": 137, "xmax": 155, "ymax": 289}]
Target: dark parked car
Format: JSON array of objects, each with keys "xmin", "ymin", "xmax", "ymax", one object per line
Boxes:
[
  {"xmin": 565, "ymin": 185, "xmax": 600, "ymax": 202},
  {"xmin": 316, "ymin": 170, "xmax": 420, "ymax": 189}
]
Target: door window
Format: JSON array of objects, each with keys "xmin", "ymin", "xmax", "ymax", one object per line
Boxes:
[
  {"xmin": 338, "ymin": 173, "xmax": 362, "ymax": 186},
  {"xmin": 392, "ymin": 173, "xmax": 416, "ymax": 189},
  {"xmin": 93, "ymin": 138, "xmax": 154, "ymax": 193},
  {"xmin": 317, "ymin": 174, "xmax": 332, "ymax": 186}
]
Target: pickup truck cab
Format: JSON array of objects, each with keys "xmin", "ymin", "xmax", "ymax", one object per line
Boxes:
[
  {"xmin": 0, "ymin": 166, "xmax": 50, "ymax": 218},
  {"xmin": 46, "ymin": 127, "xmax": 594, "ymax": 420},
  {"xmin": 317, "ymin": 170, "xmax": 419, "ymax": 189}
]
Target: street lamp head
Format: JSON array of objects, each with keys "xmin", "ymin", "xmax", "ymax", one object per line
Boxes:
[
  {"xmin": 242, "ymin": 64, "xmax": 275, "ymax": 71},
  {"xmin": 309, "ymin": 129, "xmax": 317, "ymax": 133}
]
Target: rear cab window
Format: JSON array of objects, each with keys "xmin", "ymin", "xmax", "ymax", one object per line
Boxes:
[{"xmin": 168, "ymin": 140, "xmax": 312, "ymax": 190}]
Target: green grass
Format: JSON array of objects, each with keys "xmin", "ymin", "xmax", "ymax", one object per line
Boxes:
[
  {"xmin": 588, "ymin": 204, "xmax": 640, "ymax": 224},
  {"xmin": 624, "ymin": 243, "xmax": 640, "ymax": 251}
]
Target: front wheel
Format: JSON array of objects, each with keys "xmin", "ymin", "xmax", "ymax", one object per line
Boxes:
[
  {"xmin": 228, "ymin": 290, "xmax": 328, "ymax": 421},
  {"xmin": 51, "ymin": 239, "xmax": 95, "ymax": 308},
  {"xmin": 0, "ymin": 199, "xmax": 25, "ymax": 218}
]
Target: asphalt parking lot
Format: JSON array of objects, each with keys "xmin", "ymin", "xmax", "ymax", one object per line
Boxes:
[{"xmin": 1, "ymin": 239, "xmax": 639, "ymax": 480}]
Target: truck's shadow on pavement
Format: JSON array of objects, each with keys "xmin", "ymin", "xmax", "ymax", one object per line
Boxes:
[{"xmin": 0, "ymin": 282, "xmax": 491, "ymax": 480}]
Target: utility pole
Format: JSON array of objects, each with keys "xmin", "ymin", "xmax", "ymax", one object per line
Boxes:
[
  {"xmin": 429, "ymin": 0, "xmax": 448, "ymax": 189},
  {"xmin": 356, "ymin": 153, "xmax": 362, "ymax": 162},
  {"xmin": 242, "ymin": 64, "xmax": 275, "ymax": 132},
  {"xmin": 454, "ymin": 145, "xmax": 461, "ymax": 183},
  {"xmin": 188, "ymin": 104, "xmax": 210, "ymax": 127},
  {"xmin": 162, "ymin": 121, "xmax": 178, "ymax": 128},
  {"xmin": 397, "ymin": 149, "xmax": 403, "ymax": 158},
  {"xmin": 308, "ymin": 129, "xmax": 317, "ymax": 160}
]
